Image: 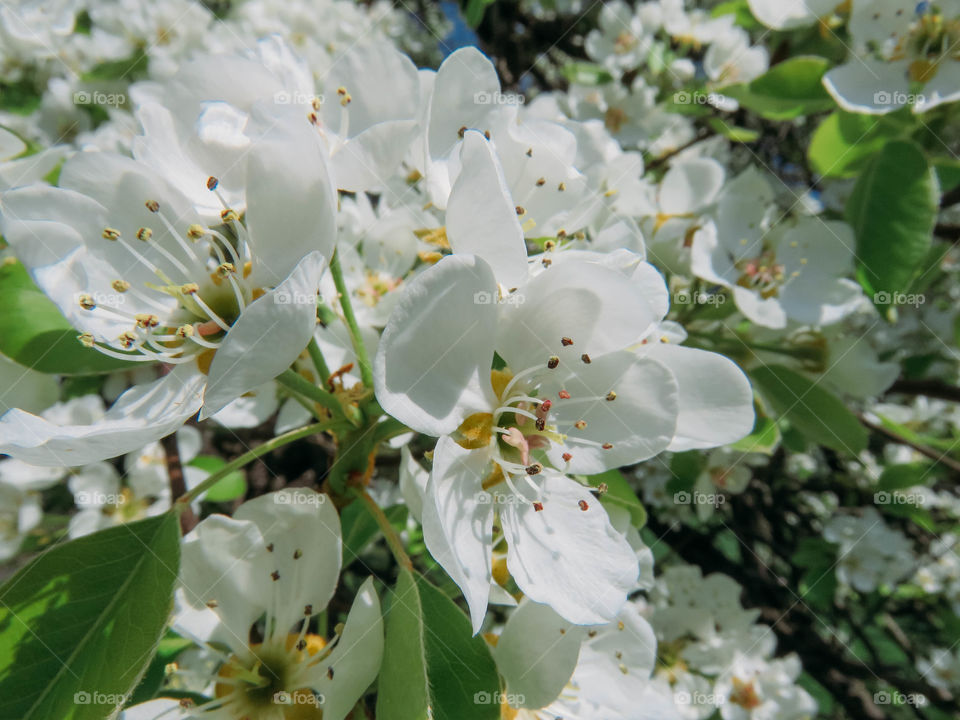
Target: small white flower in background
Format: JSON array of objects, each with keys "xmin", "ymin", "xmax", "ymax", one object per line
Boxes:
[
  {"xmin": 713, "ymin": 653, "xmax": 818, "ymax": 720},
  {"xmin": 122, "ymin": 488, "xmax": 383, "ymax": 720},
  {"xmin": 823, "ymin": 508, "xmax": 916, "ymax": 593},
  {"xmin": 746, "ymin": 0, "xmax": 838, "ymax": 30},
  {"xmin": 585, "ymin": 1, "xmax": 651, "ymax": 73},
  {"xmin": 823, "ymin": 0, "xmax": 960, "ymax": 114},
  {"xmin": 918, "ymin": 646, "xmax": 960, "ymax": 692}
]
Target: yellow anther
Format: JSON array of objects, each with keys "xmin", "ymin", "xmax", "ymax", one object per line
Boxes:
[
  {"xmin": 136, "ymin": 227, "xmax": 153, "ymax": 242},
  {"xmin": 111, "ymin": 280, "xmax": 131, "ymax": 292},
  {"xmin": 77, "ymin": 332, "xmax": 95, "ymax": 348},
  {"xmin": 102, "ymin": 227, "xmax": 121, "ymax": 241},
  {"xmin": 187, "ymin": 224, "xmax": 206, "ymax": 240},
  {"xmin": 181, "ymin": 283, "xmax": 200, "ymax": 295}
]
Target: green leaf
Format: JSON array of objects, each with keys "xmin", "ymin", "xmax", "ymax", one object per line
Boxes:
[
  {"xmin": 463, "ymin": 0, "xmax": 496, "ymax": 28},
  {"xmin": 706, "ymin": 117, "xmax": 760, "ymax": 142},
  {"xmin": 186, "ymin": 455, "xmax": 247, "ymax": 502},
  {"xmin": 585, "ymin": 469, "xmax": 647, "ymax": 527},
  {"xmin": 808, "ymin": 110, "xmax": 909, "ymax": 178},
  {"xmin": 0, "ymin": 513, "xmax": 181, "ymax": 720},
  {"xmin": 721, "ymin": 56, "xmax": 835, "ymax": 120},
  {"xmin": 341, "ymin": 500, "xmax": 409, "ymax": 565},
  {"xmin": 935, "ymin": 158, "xmax": 960, "ymax": 192},
  {"xmin": 749, "ymin": 364, "xmax": 868, "ymax": 453},
  {"xmin": 792, "ymin": 538, "xmax": 837, "ymax": 611},
  {"xmin": 127, "ymin": 633, "xmax": 194, "ymax": 706},
  {"xmin": 846, "ymin": 139, "xmax": 939, "ymax": 300},
  {"xmin": 878, "ymin": 463, "xmax": 932, "ymax": 492},
  {"xmin": 0, "ymin": 259, "xmax": 138, "ymax": 375},
  {"xmin": 711, "ymin": 0, "xmax": 763, "ymax": 30},
  {"xmin": 560, "ymin": 62, "xmax": 614, "ymax": 86},
  {"xmin": 667, "ymin": 451, "xmax": 704, "ymax": 495},
  {"xmin": 376, "ymin": 568, "xmax": 500, "ymax": 720}
]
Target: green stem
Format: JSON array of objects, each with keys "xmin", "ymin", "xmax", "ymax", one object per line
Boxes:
[
  {"xmin": 176, "ymin": 421, "xmax": 338, "ymax": 506},
  {"xmin": 277, "ymin": 369, "xmax": 360, "ymax": 426},
  {"xmin": 329, "ymin": 250, "xmax": 374, "ymax": 388},
  {"xmin": 352, "ymin": 488, "xmax": 412, "ymax": 571},
  {"xmin": 307, "ymin": 337, "xmax": 331, "ymax": 385}
]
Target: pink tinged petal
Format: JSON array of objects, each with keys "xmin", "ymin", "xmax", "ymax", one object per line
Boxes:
[
  {"xmin": 234, "ymin": 488, "xmax": 342, "ymax": 632},
  {"xmin": 0, "ymin": 364, "xmax": 204, "ymax": 466},
  {"xmin": 244, "ymin": 126, "xmax": 337, "ymax": 287},
  {"xmin": 201, "ymin": 251, "xmax": 326, "ymax": 419},
  {"xmin": 422, "ymin": 436, "xmax": 495, "ymax": 634},
  {"xmin": 496, "ymin": 260, "xmax": 657, "ymax": 373},
  {"xmin": 642, "ymin": 344, "xmax": 754, "ymax": 452},
  {"xmin": 300, "ymin": 577, "xmax": 383, "ymax": 720},
  {"xmin": 373, "ymin": 254, "xmax": 499, "ymax": 437},
  {"xmin": 501, "ymin": 473, "xmax": 638, "ymax": 625},
  {"xmin": 447, "ymin": 130, "xmax": 528, "ymax": 289},
  {"xmin": 542, "ymin": 351, "xmax": 679, "ymax": 474},
  {"xmin": 493, "ymin": 599, "xmax": 587, "ymax": 709}
]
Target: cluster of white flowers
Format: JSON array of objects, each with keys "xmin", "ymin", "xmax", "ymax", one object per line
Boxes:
[{"xmin": 1, "ymin": 0, "xmax": 959, "ymax": 718}]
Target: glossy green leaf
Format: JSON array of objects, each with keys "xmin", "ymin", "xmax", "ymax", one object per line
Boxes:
[
  {"xmin": 749, "ymin": 364, "xmax": 868, "ymax": 454},
  {"xmin": 721, "ymin": 56, "xmax": 834, "ymax": 120},
  {"xmin": 376, "ymin": 568, "xmax": 499, "ymax": 720},
  {"xmin": 585, "ymin": 468, "xmax": 647, "ymax": 527},
  {"xmin": 0, "ymin": 259, "xmax": 138, "ymax": 375},
  {"xmin": 341, "ymin": 500, "xmax": 409, "ymax": 565},
  {"xmin": 808, "ymin": 110, "xmax": 910, "ymax": 178},
  {"xmin": 187, "ymin": 455, "xmax": 247, "ymax": 502},
  {"xmin": 846, "ymin": 139, "xmax": 939, "ymax": 299},
  {"xmin": 0, "ymin": 513, "xmax": 181, "ymax": 720}
]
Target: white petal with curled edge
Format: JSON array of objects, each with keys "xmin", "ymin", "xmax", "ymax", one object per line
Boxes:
[
  {"xmin": 201, "ymin": 251, "xmax": 325, "ymax": 419},
  {"xmin": 178, "ymin": 514, "xmax": 268, "ymax": 657},
  {"xmin": 542, "ymin": 351, "xmax": 679, "ymax": 475},
  {"xmin": 299, "ymin": 577, "xmax": 383, "ymax": 720},
  {"xmin": 659, "ymin": 157, "xmax": 724, "ymax": 214},
  {"xmin": 244, "ymin": 123, "xmax": 336, "ymax": 287},
  {"xmin": 822, "ymin": 59, "xmax": 912, "ymax": 115},
  {"xmin": 501, "ymin": 472, "xmax": 638, "ymax": 625},
  {"xmin": 373, "ymin": 254, "xmax": 499, "ymax": 437},
  {"xmin": 641, "ymin": 343, "xmax": 755, "ymax": 452},
  {"xmin": 234, "ymin": 488, "xmax": 342, "ymax": 633},
  {"xmin": 0, "ymin": 364, "xmax": 204, "ymax": 466},
  {"xmin": 422, "ymin": 436, "xmax": 494, "ymax": 634},
  {"xmin": 447, "ymin": 130, "xmax": 528, "ymax": 289},
  {"xmin": 493, "ymin": 599, "xmax": 587, "ymax": 709},
  {"xmin": 496, "ymin": 260, "xmax": 656, "ymax": 373}
]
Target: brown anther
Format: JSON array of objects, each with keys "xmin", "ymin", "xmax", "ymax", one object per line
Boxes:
[
  {"xmin": 304, "ymin": 604, "xmax": 313, "ymax": 615},
  {"xmin": 102, "ymin": 227, "xmax": 121, "ymax": 241},
  {"xmin": 266, "ymin": 543, "xmax": 274, "ymax": 552},
  {"xmin": 135, "ymin": 313, "xmax": 159, "ymax": 328},
  {"xmin": 337, "ymin": 86, "xmax": 347, "ymax": 96},
  {"xmin": 118, "ymin": 331, "xmax": 138, "ymax": 349},
  {"xmin": 145, "ymin": 200, "xmax": 160, "ymax": 212},
  {"xmin": 296, "ymin": 639, "xmax": 307, "ymax": 651},
  {"xmin": 458, "ymin": 125, "xmax": 467, "ymax": 139},
  {"xmin": 540, "ymin": 399, "xmax": 552, "ymax": 412},
  {"xmin": 483, "ymin": 130, "xmax": 491, "ymax": 140},
  {"xmin": 327, "ymin": 667, "xmax": 335, "ymax": 680},
  {"xmin": 533, "ymin": 502, "xmax": 544, "ymax": 512},
  {"xmin": 340, "ymin": 93, "xmax": 352, "ymax": 107},
  {"xmin": 561, "ymin": 337, "xmax": 573, "ymax": 346},
  {"xmin": 206, "ymin": 176, "xmax": 219, "ymax": 190},
  {"xmin": 605, "ymin": 391, "xmax": 617, "ymax": 402},
  {"xmin": 111, "ymin": 280, "xmax": 131, "ymax": 292},
  {"xmin": 176, "ymin": 324, "xmax": 194, "ymax": 338},
  {"xmin": 557, "ymin": 229, "xmax": 567, "ymax": 239},
  {"xmin": 525, "ymin": 147, "xmax": 533, "ymax": 157},
  {"xmin": 525, "ymin": 463, "xmax": 543, "ymax": 476},
  {"xmin": 206, "ymin": 600, "xmax": 219, "ymax": 609},
  {"xmin": 179, "ymin": 698, "xmax": 195, "ymax": 709},
  {"xmin": 293, "ymin": 549, "xmax": 303, "ymax": 559},
  {"xmin": 558, "ymin": 390, "xmax": 571, "ymax": 399},
  {"xmin": 558, "ymin": 182, "xmax": 566, "ymax": 191},
  {"xmin": 547, "ymin": 356, "xmax": 560, "ymax": 369},
  {"xmin": 136, "ymin": 227, "xmax": 152, "ymax": 242},
  {"xmin": 562, "ymin": 452, "xmax": 573, "ymax": 462},
  {"xmin": 597, "ymin": 483, "xmax": 609, "ymax": 495},
  {"xmin": 535, "ymin": 177, "xmax": 546, "ymax": 187},
  {"xmin": 307, "ymin": 111, "xmax": 319, "ymax": 125},
  {"xmin": 270, "ymin": 570, "xmax": 280, "ymax": 581},
  {"xmin": 543, "ymin": 239, "xmax": 556, "ymax": 251},
  {"xmin": 574, "ymin": 420, "xmax": 587, "ymax": 430},
  {"xmin": 581, "ymin": 353, "xmax": 591, "ymax": 364},
  {"xmin": 535, "ymin": 418, "xmax": 545, "ymax": 431},
  {"xmin": 515, "ymin": 206, "xmax": 525, "ymax": 216},
  {"xmin": 578, "ymin": 500, "xmax": 589, "ymax": 511},
  {"xmin": 187, "ymin": 224, "xmax": 205, "ymax": 240},
  {"xmin": 216, "ymin": 262, "xmax": 236, "ymax": 277},
  {"xmin": 78, "ymin": 294, "xmax": 96, "ymax": 310},
  {"xmin": 220, "ymin": 208, "xmax": 239, "ymax": 223},
  {"xmin": 602, "ymin": 443, "xmax": 613, "ymax": 450}
]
